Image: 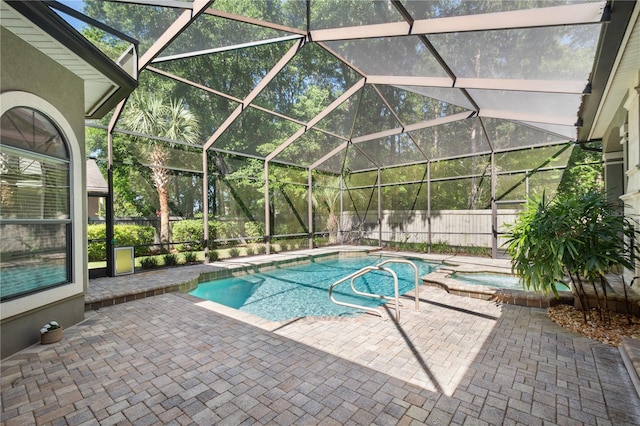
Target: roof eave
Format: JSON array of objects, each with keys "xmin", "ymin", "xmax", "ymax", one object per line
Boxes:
[
  {"xmin": 4, "ymin": 0, "xmax": 138, "ymax": 119},
  {"xmin": 577, "ymin": 0, "xmax": 636, "ymax": 143}
]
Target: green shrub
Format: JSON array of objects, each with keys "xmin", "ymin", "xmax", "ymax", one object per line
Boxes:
[
  {"xmin": 87, "ymin": 224, "xmax": 106, "ymax": 262},
  {"xmin": 163, "ymin": 253, "xmax": 178, "ymax": 267},
  {"xmin": 87, "ymin": 224, "xmax": 155, "ymax": 262},
  {"xmin": 245, "ymin": 221, "xmax": 264, "ymax": 243},
  {"xmin": 431, "ymin": 240, "xmax": 451, "ymax": 254},
  {"xmin": 257, "ymin": 245, "xmax": 267, "ymax": 254},
  {"xmin": 245, "ymin": 247, "xmax": 255, "ymax": 256},
  {"xmin": 504, "ymin": 190, "xmax": 639, "ymax": 317},
  {"xmin": 183, "ymin": 252, "xmax": 197, "ymax": 263},
  {"xmin": 463, "ymin": 245, "xmax": 491, "ymax": 257},
  {"xmin": 215, "ymin": 221, "xmax": 242, "ymax": 241},
  {"xmin": 172, "ymin": 219, "xmax": 218, "ymax": 251},
  {"xmin": 209, "ymin": 250, "xmax": 219, "ymax": 261},
  {"xmin": 229, "ymin": 247, "xmax": 240, "ymax": 257},
  {"xmin": 140, "ymin": 256, "xmax": 159, "ymax": 269}
]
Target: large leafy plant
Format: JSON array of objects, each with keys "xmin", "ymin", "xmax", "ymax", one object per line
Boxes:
[{"xmin": 504, "ymin": 190, "xmax": 638, "ymax": 323}]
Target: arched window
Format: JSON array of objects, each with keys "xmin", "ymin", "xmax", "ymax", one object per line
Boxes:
[{"xmin": 0, "ymin": 107, "xmax": 72, "ymax": 301}]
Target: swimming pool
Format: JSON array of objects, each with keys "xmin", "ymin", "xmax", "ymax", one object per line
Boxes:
[
  {"xmin": 450, "ymin": 272, "xmax": 570, "ymax": 292},
  {"xmin": 189, "ymin": 256, "xmax": 438, "ymax": 321}
]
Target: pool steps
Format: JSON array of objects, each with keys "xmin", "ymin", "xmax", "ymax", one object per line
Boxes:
[{"xmin": 329, "ymin": 258, "xmax": 420, "ymax": 321}]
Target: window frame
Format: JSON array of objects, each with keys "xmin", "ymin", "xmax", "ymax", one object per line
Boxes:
[
  {"xmin": 1, "ymin": 107, "xmax": 73, "ymax": 301},
  {"xmin": 1, "ymin": 91, "xmax": 83, "ymax": 317}
]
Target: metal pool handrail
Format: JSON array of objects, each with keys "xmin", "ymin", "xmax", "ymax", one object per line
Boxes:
[
  {"xmin": 375, "ymin": 259, "xmax": 420, "ymax": 312},
  {"xmin": 329, "ymin": 265, "xmax": 400, "ymax": 321}
]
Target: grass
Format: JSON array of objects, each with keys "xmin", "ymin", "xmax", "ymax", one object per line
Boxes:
[
  {"xmin": 88, "ymin": 244, "xmax": 275, "ymax": 270},
  {"xmin": 87, "ymin": 238, "xmax": 339, "ymax": 271}
]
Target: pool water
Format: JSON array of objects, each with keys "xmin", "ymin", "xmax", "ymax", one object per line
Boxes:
[
  {"xmin": 1, "ymin": 263, "xmax": 67, "ymax": 300},
  {"xmin": 451, "ymin": 272, "xmax": 571, "ymax": 292},
  {"xmin": 190, "ymin": 256, "xmax": 438, "ymax": 321}
]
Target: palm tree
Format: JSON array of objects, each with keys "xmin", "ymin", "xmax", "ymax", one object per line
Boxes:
[
  {"xmin": 120, "ymin": 90, "xmax": 200, "ymax": 248},
  {"xmin": 312, "ymin": 177, "xmax": 341, "ymax": 244}
]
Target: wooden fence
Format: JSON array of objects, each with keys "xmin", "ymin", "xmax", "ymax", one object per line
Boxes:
[{"xmin": 340, "ymin": 209, "xmax": 521, "ymax": 248}]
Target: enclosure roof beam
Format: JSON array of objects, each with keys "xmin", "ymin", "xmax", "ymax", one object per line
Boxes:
[
  {"xmin": 205, "ymin": 8, "xmax": 307, "ymax": 36},
  {"xmin": 152, "ymin": 34, "xmax": 304, "ymax": 63},
  {"xmin": 492, "ymin": 140, "xmax": 571, "ymax": 154},
  {"xmin": 309, "ymin": 3, "xmax": 605, "ymax": 42},
  {"xmin": 265, "ymin": 78, "xmax": 366, "ymax": 162},
  {"xmin": 147, "ymin": 66, "xmax": 308, "ymax": 128},
  {"xmin": 208, "ymin": 148, "xmax": 303, "ymax": 169},
  {"xmin": 455, "ymin": 78, "xmax": 589, "ymax": 95},
  {"xmin": 104, "ymin": 0, "xmax": 193, "ymax": 10},
  {"xmin": 87, "ymin": 122, "xmax": 204, "ymax": 149},
  {"xmin": 352, "ymin": 143, "xmax": 380, "ymax": 169},
  {"xmin": 310, "ymin": 21, "xmax": 410, "ymax": 42},
  {"xmin": 405, "ymin": 111, "xmax": 475, "ymax": 132},
  {"xmin": 411, "ymin": 2, "xmax": 606, "ymax": 34},
  {"xmin": 350, "ymin": 111, "xmax": 473, "ymax": 145},
  {"xmin": 372, "ymin": 84, "xmax": 430, "ymax": 162},
  {"xmin": 138, "ymin": 0, "xmax": 213, "ymax": 70},
  {"xmin": 351, "ymin": 127, "xmax": 404, "ymax": 144},
  {"xmin": 147, "ymin": 66, "xmax": 243, "ymax": 103},
  {"xmin": 203, "ymin": 38, "xmax": 304, "ymax": 151},
  {"xmin": 309, "ymin": 141, "xmax": 348, "ymax": 171},
  {"xmin": 367, "ymin": 76, "xmax": 588, "ymax": 95},
  {"xmin": 478, "ymin": 117, "xmax": 494, "ymax": 152},
  {"xmin": 478, "ymin": 109, "xmax": 578, "ymax": 127},
  {"xmin": 316, "ymin": 43, "xmax": 368, "ymax": 78},
  {"xmin": 366, "ymin": 76, "xmax": 453, "ymax": 87},
  {"xmin": 347, "ymin": 160, "xmax": 568, "ymax": 185},
  {"xmin": 107, "ymin": 98, "xmax": 127, "ymax": 134}
]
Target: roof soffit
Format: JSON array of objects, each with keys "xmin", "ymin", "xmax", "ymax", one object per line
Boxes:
[{"xmin": 1, "ymin": 0, "xmax": 137, "ymax": 118}]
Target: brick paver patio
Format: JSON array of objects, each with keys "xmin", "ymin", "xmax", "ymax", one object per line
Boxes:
[{"xmin": 2, "ymin": 250, "xmax": 639, "ymax": 425}]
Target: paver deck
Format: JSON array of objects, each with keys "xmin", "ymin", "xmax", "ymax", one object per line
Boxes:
[{"xmin": 2, "ymin": 249, "xmax": 640, "ymax": 425}]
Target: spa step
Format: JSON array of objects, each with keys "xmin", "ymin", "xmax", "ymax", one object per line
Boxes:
[{"xmin": 619, "ymin": 337, "xmax": 640, "ymax": 399}]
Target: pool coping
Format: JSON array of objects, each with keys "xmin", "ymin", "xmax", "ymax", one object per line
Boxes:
[
  {"xmin": 420, "ymin": 258, "xmax": 640, "ymax": 313},
  {"xmin": 421, "ymin": 256, "xmax": 575, "ymax": 308},
  {"xmin": 422, "ymin": 268, "xmax": 574, "ymax": 308}
]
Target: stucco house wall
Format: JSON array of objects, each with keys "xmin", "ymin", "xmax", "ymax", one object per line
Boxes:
[{"xmin": 1, "ymin": 27, "xmax": 87, "ymax": 358}]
